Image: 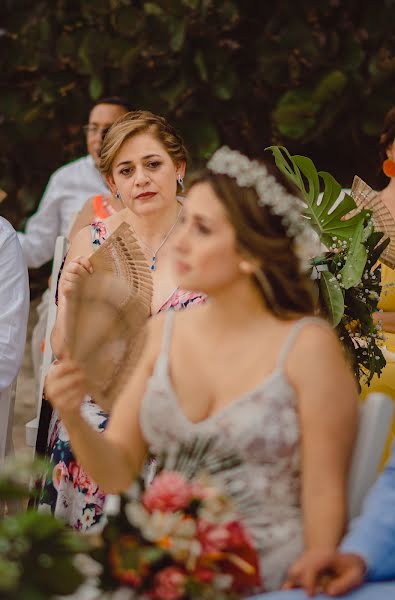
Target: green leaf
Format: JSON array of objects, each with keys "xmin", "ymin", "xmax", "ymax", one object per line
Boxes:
[
  {"xmin": 194, "ymin": 49, "xmax": 208, "ymax": 82},
  {"xmin": 143, "ymin": 2, "xmax": 164, "ymax": 16},
  {"xmin": 170, "ymin": 18, "xmax": 186, "ymax": 52},
  {"xmin": 89, "ymin": 76, "xmax": 103, "ymax": 100},
  {"xmin": 319, "ymin": 270, "xmax": 345, "ymax": 326},
  {"xmin": 339, "ymin": 219, "xmax": 368, "ymax": 289}
]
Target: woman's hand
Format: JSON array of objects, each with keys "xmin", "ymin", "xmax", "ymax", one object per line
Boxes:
[
  {"xmin": 45, "ymin": 359, "xmax": 87, "ymax": 422},
  {"xmin": 59, "ymin": 256, "xmax": 93, "ymax": 299},
  {"xmin": 283, "ymin": 549, "xmax": 366, "ymax": 596}
]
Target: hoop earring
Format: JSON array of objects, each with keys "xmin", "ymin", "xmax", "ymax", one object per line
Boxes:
[
  {"xmin": 383, "ymin": 158, "xmax": 395, "ymax": 178},
  {"xmin": 177, "ymin": 174, "xmax": 185, "ymax": 193}
]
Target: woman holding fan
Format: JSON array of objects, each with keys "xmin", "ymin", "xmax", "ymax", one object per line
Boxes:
[{"xmin": 38, "ymin": 111, "xmax": 204, "ymax": 529}]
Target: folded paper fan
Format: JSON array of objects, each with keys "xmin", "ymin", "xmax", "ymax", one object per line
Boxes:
[
  {"xmin": 88, "ymin": 221, "xmax": 153, "ymax": 311},
  {"xmin": 351, "ymin": 175, "xmax": 395, "ymax": 269},
  {"xmin": 67, "ymin": 222, "xmax": 153, "ymax": 411}
]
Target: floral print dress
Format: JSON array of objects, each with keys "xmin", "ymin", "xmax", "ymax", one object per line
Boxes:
[{"xmin": 38, "ymin": 221, "xmax": 205, "ymax": 530}]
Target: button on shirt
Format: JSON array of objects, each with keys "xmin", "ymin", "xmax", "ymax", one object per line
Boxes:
[{"xmin": 17, "ymin": 154, "xmax": 108, "ymax": 268}]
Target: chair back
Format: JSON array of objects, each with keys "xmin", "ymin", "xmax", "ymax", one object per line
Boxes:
[
  {"xmin": 25, "ymin": 235, "xmax": 68, "ymax": 447},
  {"xmin": 348, "ymin": 392, "xmax": 394, "ymax": 519}
]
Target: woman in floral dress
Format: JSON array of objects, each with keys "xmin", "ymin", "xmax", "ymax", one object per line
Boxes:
[{"xmin": 38, "ymin": 111, "xmax": 204, "ymax": 529}]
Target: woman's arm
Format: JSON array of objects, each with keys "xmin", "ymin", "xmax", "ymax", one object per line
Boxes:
[
  {"xmin": 291, "ymin": 325, "xmax": 359, "ymax": 549},
  {"xmin": 51, "ymin": 226, "xmax": 95, "ymax": 358},
  {"xmin": 45, "ymin": 316, "xmax": 165, "ymax": 493},
  {"xmin": 68, "ymin": 197, "xmax": 95, "ymax": 242}
]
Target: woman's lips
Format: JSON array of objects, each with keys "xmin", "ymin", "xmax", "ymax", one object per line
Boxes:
[{"xmin": 135, "ymin": 192, "xmax": 156, "ymax": 200}]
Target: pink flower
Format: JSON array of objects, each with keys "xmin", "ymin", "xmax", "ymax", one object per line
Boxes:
[
  {"xmin": 68, "ymin": 461, "xmax": 95, "ymax": 492},
  {"xmin": 143, "ymin": 471, "xmax": 193, "ymax": 513},
  {"xmin": 150, "ymin": 566, "xmax": 186, "ymax": 600}
]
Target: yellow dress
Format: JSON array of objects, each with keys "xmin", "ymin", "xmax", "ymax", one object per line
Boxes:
[{"xmin": 360, "ymin": 263, "xmax": 395, "ymax": 464}]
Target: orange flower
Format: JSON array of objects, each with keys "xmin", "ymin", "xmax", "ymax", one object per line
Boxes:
[{"xmin": 383, "ymin": 159, "xmax": 395, "ymax": 178}]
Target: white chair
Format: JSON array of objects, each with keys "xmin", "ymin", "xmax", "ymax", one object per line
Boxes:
[
  {"xmin": 25, "ymin": 236, "xmax": 68, "ymax": 447},
  {"xmin": 0, "ymin": 378, "xmax": 17, "ymax": 462},
  {"xmin": 348, "ymin": 392, "xmax": 394, "ymax": 519}
]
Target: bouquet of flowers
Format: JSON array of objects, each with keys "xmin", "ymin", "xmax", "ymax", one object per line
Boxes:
[{"xmin": 92, "ymin": 438, "xmax": 261, "ymax": 599}]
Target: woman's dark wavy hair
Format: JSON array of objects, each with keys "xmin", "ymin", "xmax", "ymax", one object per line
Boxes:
[{"xmin": 189, "ymin": 160, "xmax": 316, "ymax": 319}]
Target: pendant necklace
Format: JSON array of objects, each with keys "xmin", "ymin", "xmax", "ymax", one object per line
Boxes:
[{"xmin": 132, "ymin": 207, "xmax": 182, "ymax": 271}]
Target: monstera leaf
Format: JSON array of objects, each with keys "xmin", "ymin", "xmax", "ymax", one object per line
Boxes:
[{"xmin": 266, "ymin": 145, "xmax": 371, "ymax": 289}]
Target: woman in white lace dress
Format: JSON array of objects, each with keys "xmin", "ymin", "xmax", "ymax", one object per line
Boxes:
[{"xmin": 45, "ymin": 147, "xmax": 359, "ymax": 593}]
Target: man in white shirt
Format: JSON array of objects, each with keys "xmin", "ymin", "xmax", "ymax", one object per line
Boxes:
[
  {"xmin": 17, "ymin": 96, "xmax": 130, "ymax": 268},
  {"xmin": 0, "ymin": 217, "xmax": 29, "ymax": 460}
]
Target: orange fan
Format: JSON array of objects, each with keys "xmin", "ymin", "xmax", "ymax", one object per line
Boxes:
[
  {"xmin": 67, "ymin": 222, "xmax": 153, "ymax": 411},
  {"xmin": 351, "ymin": 175, "xmax": 395, "ymax": 269}
]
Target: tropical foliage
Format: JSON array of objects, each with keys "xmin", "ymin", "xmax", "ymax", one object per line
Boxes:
[
  {"xmin": 1, "ymin": 0, "xmax": 395, "ymax": 238},
  {"xmin": 267, "ymin": 145, "xmax": 387, "ymax": 385}
]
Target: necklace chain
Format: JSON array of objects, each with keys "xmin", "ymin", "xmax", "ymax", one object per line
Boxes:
[{"xmin": 132, "ymin": 207, "xmax": 182, "ymax": 271}]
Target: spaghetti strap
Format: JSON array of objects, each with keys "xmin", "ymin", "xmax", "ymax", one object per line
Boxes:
[{"xmin": 277, "ymin": 316, "xmax": 327, "ymax": 371}]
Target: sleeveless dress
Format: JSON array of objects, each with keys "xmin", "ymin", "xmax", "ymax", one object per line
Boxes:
[
  {"xmin": 140, "ymin": 311, "xmax": 324, "ymax": 593},
  {"xmin": 38, "ymin": 222, "xmax": 205, "ymax": 530},
  {"xmin": 361, "ymin": 262, "xmax": 395, "ymax": 465}
]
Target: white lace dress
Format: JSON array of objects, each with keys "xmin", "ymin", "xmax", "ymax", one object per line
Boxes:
[{"xmin": 140, "ymin": 311, "xmax": 322, "ymax": 593}]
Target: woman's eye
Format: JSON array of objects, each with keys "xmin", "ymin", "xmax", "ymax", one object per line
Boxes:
[
  {"xmin": 197, "ymin": 223, "xmax": 211, "ymax": 235},
  {"xmin": 147, "ymin": 161, "xmax": 161, "ymax": 169},
  {"xmin": 120, "ymin": 168, "xmax": 132, "ymax": 176}
]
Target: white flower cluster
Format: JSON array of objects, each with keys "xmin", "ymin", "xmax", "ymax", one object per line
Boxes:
[{"xmin": 207, "ymin": 146, "xmax": 319, "ymax": 271}]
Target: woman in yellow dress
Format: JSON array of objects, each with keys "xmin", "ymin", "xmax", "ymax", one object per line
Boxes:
[{"xmin": 361, "ymin": 106, "xmax": 395, "ymax": 463}]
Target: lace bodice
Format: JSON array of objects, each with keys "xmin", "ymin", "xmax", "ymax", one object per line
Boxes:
[{"xmin": 140, "ymin": 312, "xmax": 325, "ymax": 592}]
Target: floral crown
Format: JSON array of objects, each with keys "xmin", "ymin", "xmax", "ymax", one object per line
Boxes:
[{"xmin": 207, "ymin": 146, "xmax": 318, "ymax": 271}]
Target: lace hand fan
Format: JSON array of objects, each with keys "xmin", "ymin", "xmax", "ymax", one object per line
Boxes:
[
  {"xmin": 350, "ymin": 176, "xmax": 395, "ymax": 269},
  {"xmin": 67, "ymin": 222, "xmax": 153, "ymax": 411}
]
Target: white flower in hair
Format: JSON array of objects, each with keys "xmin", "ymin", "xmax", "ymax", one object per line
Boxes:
[{"xmin": 207, "ymin": 146, "xmax": 319, "ymax": 270}]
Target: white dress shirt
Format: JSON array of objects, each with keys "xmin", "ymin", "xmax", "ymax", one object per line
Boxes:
[
  {"xmin": 0, "ymin": 217, "xmax": 29, "ymax": 457},
  {"xmin": 17, "ymin": 154, "xmax": 108, "ymax": 268}
]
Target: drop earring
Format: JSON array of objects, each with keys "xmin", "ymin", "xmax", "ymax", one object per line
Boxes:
[{"xmin": 177, "ymin": 174, "xmax": 185, "ymax": 193}]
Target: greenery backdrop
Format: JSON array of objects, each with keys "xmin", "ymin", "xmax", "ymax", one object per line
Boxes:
[{"xmin": 1, "ymin": 0, "xmax": 395, "ymax": 238}]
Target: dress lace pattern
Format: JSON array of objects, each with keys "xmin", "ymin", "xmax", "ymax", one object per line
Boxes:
[{"xmin": 140, "ymin": 311, "xmax": 326, "ymax": 592}]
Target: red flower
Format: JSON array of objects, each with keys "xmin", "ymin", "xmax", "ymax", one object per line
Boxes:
[
  {"xmin": 150, "ymin": 566, "xmax": 186, "ymax": 600},
  {"xmin": 197, "ymin": 519, "xmax": 230, "ymax": 555},
  {"xmin": 143, "ymin": 471, "xmax": 193, "ymax": 513}
]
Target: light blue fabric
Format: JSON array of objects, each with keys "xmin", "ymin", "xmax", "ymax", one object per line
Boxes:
[
  {"xmin": 248, "ymin": 583, "xmax": 395, "ymax": 599},
  {"xmin": 340, "ymin": 443, "xmax": 395, "ymax": 581}
]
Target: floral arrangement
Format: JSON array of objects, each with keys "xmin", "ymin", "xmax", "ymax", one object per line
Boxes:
[
  {"xmin": 91, "ymin": 439, "xmax": 261, "ymax": 600},
  {"xmin": 0, "ymin": 453, "xmax": 89, "ymax": 599},
  {"xmin": 267, "ymin": 146, "xmax": 388, "ymax": 385}
]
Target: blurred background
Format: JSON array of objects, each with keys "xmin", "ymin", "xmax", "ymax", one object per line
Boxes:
[{"xmin": 1, "ymin": 0, "xmax": 395, "ymax": 296}]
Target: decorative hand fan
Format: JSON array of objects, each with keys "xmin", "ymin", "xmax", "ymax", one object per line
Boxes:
[
  {"xmin": 351, "ymin": 175, "xmax": 395, "ymax": 269},
  {"xmin": 67, "ymin": 222, "xmax": 153, "ymax": 411}
]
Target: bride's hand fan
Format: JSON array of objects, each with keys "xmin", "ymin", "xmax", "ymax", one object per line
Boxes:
[
  {"xmin": 67, "ymin": 222, "xmax": 153, "ymax": 411},
  {"xmin": 351, "ymin": 175, "xmax": 395, "ymax": 269}
]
